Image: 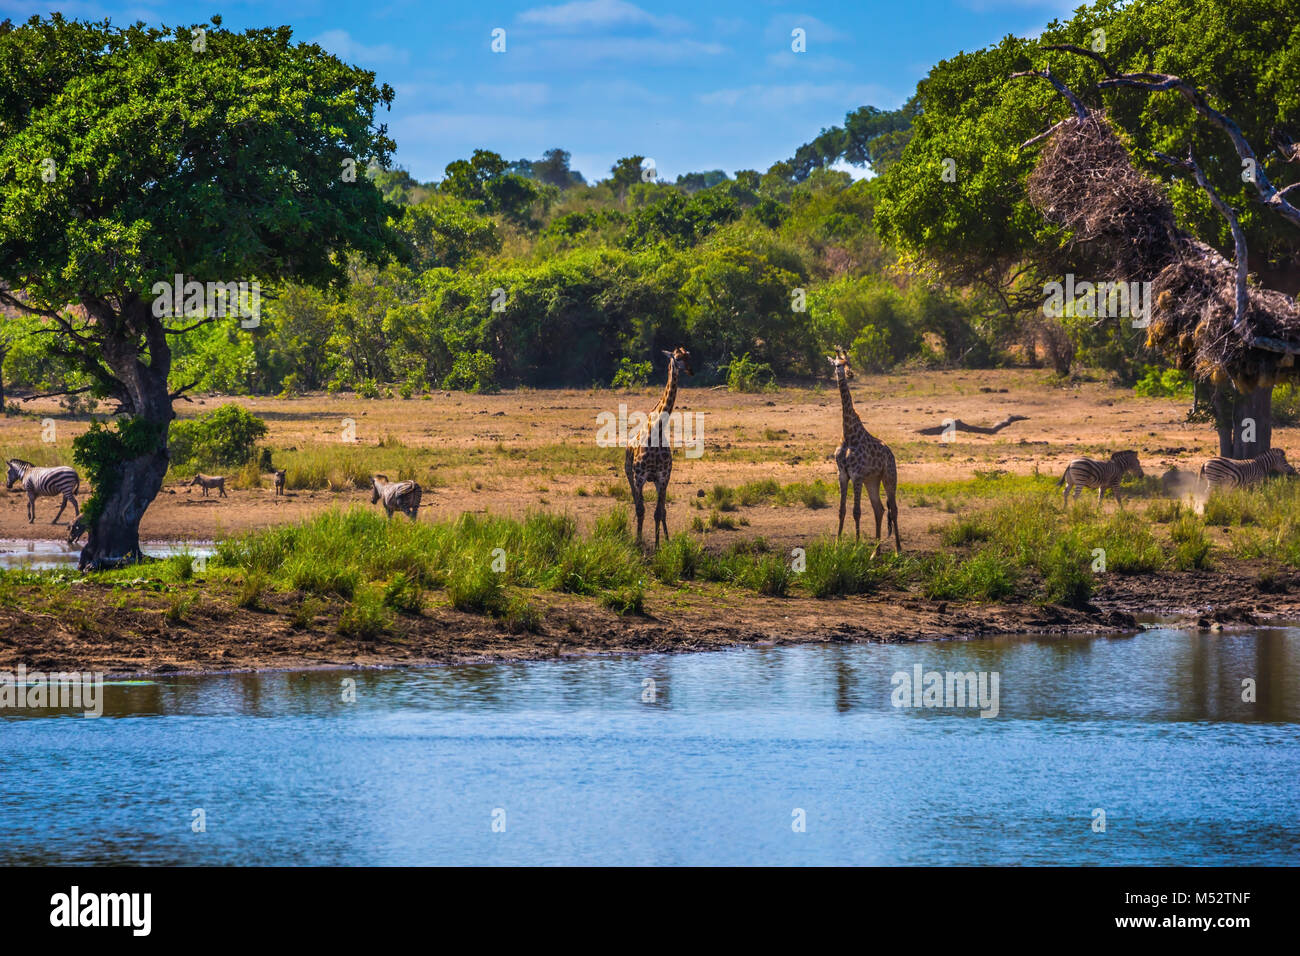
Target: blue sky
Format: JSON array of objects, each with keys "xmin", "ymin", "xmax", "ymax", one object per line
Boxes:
[{"xmin": 2, "ymin": 0, "xmax": 1081, "ymax": 182}]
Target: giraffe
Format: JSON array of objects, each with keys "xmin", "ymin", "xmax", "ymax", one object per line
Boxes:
[
  {"xmin": 830, "ymin": 348, "xmax": 901, "ymax": 555},
  {"xmin": 625, "ymin": 347, "xmax": 693, "ymax": 548}
]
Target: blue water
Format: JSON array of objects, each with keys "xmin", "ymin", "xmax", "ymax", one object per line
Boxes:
[{"xmin": 1, "ymin": 628, "xmax": 1297, "ymax": 865}]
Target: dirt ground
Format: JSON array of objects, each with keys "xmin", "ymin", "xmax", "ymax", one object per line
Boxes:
[
  {"xmin": 0, "ymin": 367, "xmax": 1285, "ymax": 676},
  {"xmin": 0, "ymin": 368, "xmax": 1223, "ymax": 550}
]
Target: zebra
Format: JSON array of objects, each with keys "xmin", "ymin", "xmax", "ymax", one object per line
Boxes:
[
  {"xmin": 187, "ymin": 474, "xmax": 228, "ymax": 497},
  {"xmin": 1057, "ymin": 450, "xmax": 1144, "ymax": 507},
  {"xmin": 5, "ymin": 459, "xmax": 80, "ymax": 524},
  {"xmin": 371, "ymin": 474, "xmax": 421, "ymax": 520},
  {"xmin": 273, "ymin": 469, "xmax": 286, "ymax": 496},
  {"xmin": 1199, "ymin": 448, "xmax": 1296, "ymax": 490}
]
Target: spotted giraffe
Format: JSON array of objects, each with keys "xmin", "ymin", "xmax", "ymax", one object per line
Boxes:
[
  {"xmin": 625, "ymin": 347, "xmax": 693, "ymax": 548},
  {"xmin": 830, "ymin": 349, "xmax": 901, "ymax": 555}
]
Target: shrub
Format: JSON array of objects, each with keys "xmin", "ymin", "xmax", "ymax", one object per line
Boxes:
[
  {"xmin": 338, "ymin": 586, "xmax": 392, "ymax": 640},
  {"xmin": 1170, "ymin": 514, "xmax": 1211, "ymax": 570},
  {"xmin": 169, "ymin": 404, "xmax": 269, "ymax": 469},
  {"xmin": 382, "ymin": 571, "xmax": 424, "ymax": 614},
  {"xmin": 724, "ymin": 352, "xmax": 776, "ymax": 393},
  {"xmin": 611, "ymin": 358, "xmax": 652, "ymax": 389},
  {"xmin": 1039, "ymin": 541, "xmax": 1094, "ymax": 608}
]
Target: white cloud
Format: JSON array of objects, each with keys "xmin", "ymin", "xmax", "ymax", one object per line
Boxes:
[
  {"xmin": 518, "ymin": 0, "xmax": 687, "ymax": 34},
  {"xmin": 698, "ymin": 83, "xmax": 901, "ymax": 111},
  {"xmin": 529, "ymin": 36, "xmax": 725, "ymax": 65},
  {"xmin": 309, "ymin": 29, "xmax": 410, "ymax": 67}
]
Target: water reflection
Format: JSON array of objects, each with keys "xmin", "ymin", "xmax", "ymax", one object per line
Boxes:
[
  {"xmin": 1, "ymin": 628, "xmax": 1297, "ymax": 865},
  {"xmin": 0, "ymin": 539, "xmax": 214, "ymax": 570}
]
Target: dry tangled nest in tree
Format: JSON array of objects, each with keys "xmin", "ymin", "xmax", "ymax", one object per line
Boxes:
[{"xmin": 1027, "ymin": 113, "xmax": 1300, "ymax": 392}]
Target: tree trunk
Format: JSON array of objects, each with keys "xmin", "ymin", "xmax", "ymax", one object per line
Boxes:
[
  {"xmin": 76, "ymin": 301, "xmax": 175, "ymax": 570},
  {"xmin": 1213, "ymin": 383, "xmax": 1273, "ymax": 458}
]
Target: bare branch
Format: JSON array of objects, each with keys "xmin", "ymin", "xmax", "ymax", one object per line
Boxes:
[
  {"xmin": 1010, "ymin": 69, "xmax": 1089, "ymax": 120},
  {"xmin": 1091, "ymin": 71, "xmax": 1300, "ymax": 228},
  {"xmin": 169, "ymin": 380, "xmax": 201, "ymax": 401},
  {"xmin": 1022, "ymin": 119, "xmax": 1069, "ymax": 150},
  {"xmin": 1042, "ymin": 43, "xmax": 1118, "ymax": 78},
  {"xmin": 1156, "ymin": 148, "xmax": 1249, "ymax": 336},
  {"xmin": 15, "ymin": 385, "xmax": 94, "ymax": 403}
]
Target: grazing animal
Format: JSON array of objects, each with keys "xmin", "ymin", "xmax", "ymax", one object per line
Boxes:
[
  {"xmin": 371, "ymin": 474, "xmax": 422, "ymax": 520},
  {"xmin": 829, "ymin": 349, "xmax": 901, "ymax": 555},
  {"xmin": 625, "ymin": 347, "xmax": 693, "ymax": 548},
  {"xmin": 273, "ymin": 469, "xmax": 286, "ymax": 496},
  {"xmin": 67, "ymin": 514, "xmax": 87, "ymax": 544},
  {"xmin": 5, "ymin": 459, "xmax": 80, "ymax": 524},
  {"xmin": 187, "ymin": 474, "xmax": 227, "ymax": 497},
  {"xmin": 1057, "ymin": 451, "xmax": 1144, "ymax": 507},
  {"xmin": 1199, "ymin": 448, "xmax": 1296, "ymax": 490}
]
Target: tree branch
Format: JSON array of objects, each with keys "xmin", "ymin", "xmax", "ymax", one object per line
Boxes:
[
  {"xmin": 1010, "ymin": 69, "xmax": 1089, "ymax": 121},
  {"xmin": 1156, "ymin": 148, "xmax": 1249, "ymax": 338}
]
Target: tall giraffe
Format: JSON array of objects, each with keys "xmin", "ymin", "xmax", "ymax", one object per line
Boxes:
[
  {"xmin": 625, "ymin": 347, "xmax": 693, "ymax": 548},
  {"xmin": 830, "ymin": 349, "xmax": 901, "ymax": 555}
]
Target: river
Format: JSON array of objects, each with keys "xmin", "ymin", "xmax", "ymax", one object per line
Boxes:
[{"xmin": 1, "ymin": 627, "xmax": 1296, "ymax": 865}]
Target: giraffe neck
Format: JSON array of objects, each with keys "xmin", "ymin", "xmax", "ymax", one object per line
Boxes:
[
  {"xmin": 836, "ymin": 369, "xmax": 861, "ymax": 438},
  {"xmin": 653, "ymin": 365, "xmax": 679, "ymax": 422}
]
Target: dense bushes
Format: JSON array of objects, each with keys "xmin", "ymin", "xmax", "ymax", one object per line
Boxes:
[{"xmin": 168, "ymin": 404, "xmax": 268, "ymax": 469}]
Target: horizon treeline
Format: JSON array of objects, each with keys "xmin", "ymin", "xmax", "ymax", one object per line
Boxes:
[{"xmin": 1, "ymin": 85, "xmax": 1152, "ymax": 404}]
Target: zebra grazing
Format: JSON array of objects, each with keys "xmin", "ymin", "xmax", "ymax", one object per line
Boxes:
[
  {"xmin": 5, "ymin": 459, "xmax": 80, "ymax": 524},
  {"xmin": 1200, "ymin": 448, "xmax": 1296, "ymax": 490},
  {"xmin": 1057, "ymin": 450, "xmax": 1144, "ymax": 507},
  {"xmin": 371, "ymin": 474, "xmax": 421, "ymax": 520},
  {"xmin": 187, "ymin": 474, "xmax": 227, "ymax": 498},
  {"xmin": 273, "ymin": 469, "xmax": 286, "ymax": 496}
]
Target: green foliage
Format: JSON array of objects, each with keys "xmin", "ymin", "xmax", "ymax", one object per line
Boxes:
[
  {"xmin": 337, "ymin": 585, "xmax": 393, "ymax": 640},
  {"xmin": 611, "ymin": 358, "xmax": 652, "ymax": 389},
  {"xmin": 1134, "ymin": 365, "xmax": 1193, "ymax": 398},
  {"xmin": 168, "ymin": 404, "xmax": 268, "ymax": 469},
  {"xmin": 72, "ymin": 416, "xmax": 167, "ymax": 525},
  {"xmin": 724, "ymin": 352, "xmax": 777, "ymax": 393}
]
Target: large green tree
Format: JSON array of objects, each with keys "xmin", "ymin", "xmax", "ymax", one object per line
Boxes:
[
  {"xmin": 875, "ymin": 0, "xmax": 1300, "ymax": 387},
  {"xmin": 0, "ymin": 15, "xmax": 401, "ymax": 567}
]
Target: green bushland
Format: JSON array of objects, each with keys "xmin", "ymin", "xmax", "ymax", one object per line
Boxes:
[
  {"xmin": 8, "ymin": 474, "xmax": 1300, "ymax": 641},
  {"xmin": 214, "ymin": 506, "xmax": 643, "ymax": 630}
]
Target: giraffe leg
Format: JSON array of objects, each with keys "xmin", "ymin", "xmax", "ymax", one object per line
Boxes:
[
  {"xmin": 866, "ymin": 481, "xmax": 885, "ymax": 557},
  {"xmin": 852, "ymin": 480, "xmax": 863, "ymax": 542},
  {"xmin": 632, "ymin": 483, "xmax": 646, "ymax": 546},
  {"xmin": 886, "ymin": 486, "xmax": 901, "ymax": 554},
  {"xmin": 654, "ymin": 480, "xmax": 669, "ymax": 549},
  {"xmin": 837, "ymin": 471, "xmax": 848, "ymax": 539}
]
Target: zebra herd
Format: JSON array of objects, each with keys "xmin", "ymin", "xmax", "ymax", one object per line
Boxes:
[{"xmin": 1, "ymin": 443, "xmax": 1295, "ymax": 530}]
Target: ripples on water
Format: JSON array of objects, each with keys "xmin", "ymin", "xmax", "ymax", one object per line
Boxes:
[{"xmin": 1, "ymin": 628, "xmax": 1297, "ymax": 865}]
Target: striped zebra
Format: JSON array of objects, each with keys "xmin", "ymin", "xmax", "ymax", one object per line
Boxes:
[
  {"xmin": 5, "ymin": 459, "xmax": 80, "ymax": 524},
  {"xmin": 371, "ymin": 474, "xmax": 421, "ymax": 520},
  {"xmin": 1057, "ymin": 450, "xmax": 1144, "ymax": 507},
  {"xmin": 187, "ymin": 474, "xmax": 227, "ymax": 497},
  {"xmin": 1199, "ymin": 448, "xmax": 1296, "ymax": 490}
]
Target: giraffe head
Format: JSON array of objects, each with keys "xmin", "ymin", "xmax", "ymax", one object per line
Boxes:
[
  {"xmin": 662, "ymin": 347, "xmax": 693, "ymax": 377},
  {"xmin": 828, "ymin": 348, "xmax": 854, "ymax": 380}
]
